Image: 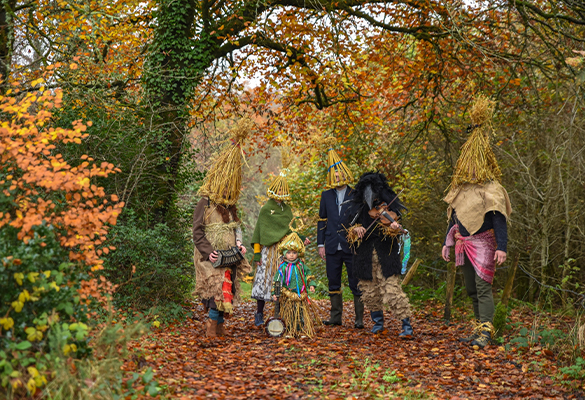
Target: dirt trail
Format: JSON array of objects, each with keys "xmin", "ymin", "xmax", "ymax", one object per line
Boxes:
[{"xmin": 128, "ymin": 300, "xmax": 584, "ymax": 399}]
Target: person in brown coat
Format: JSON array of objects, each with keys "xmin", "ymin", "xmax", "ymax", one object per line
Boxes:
[{"xmin": 193, "ymin": 121, "xmax": 252, "ymax": 337}]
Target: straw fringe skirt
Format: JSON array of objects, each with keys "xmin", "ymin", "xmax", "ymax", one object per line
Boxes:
[{"xmin": 280, "ymin": 289, "xmax": 322, "ymax": 338}]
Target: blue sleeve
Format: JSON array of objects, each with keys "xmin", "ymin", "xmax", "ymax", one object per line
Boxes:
[{"xmin": 491, "ymin": 211, "xmax": 508, "ymax": 253}]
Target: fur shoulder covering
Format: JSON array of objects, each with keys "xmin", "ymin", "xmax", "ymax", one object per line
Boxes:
[{"xmin": 352, "ymin": 172, "xmax": 407, "ymax": 214}]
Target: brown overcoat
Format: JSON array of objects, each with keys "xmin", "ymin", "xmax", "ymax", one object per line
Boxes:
[{"xmin": 192, "ymin": 197, "xmax": 251, "ymax": 313}]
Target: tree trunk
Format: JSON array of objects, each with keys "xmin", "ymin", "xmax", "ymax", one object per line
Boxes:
[
  {"xmin": 145, "ymin": 0, "xmax": 215, "ymax": 222},
  {"xmin": 0, "ymin": 1, "xmax": 16, "ymax": 92},
  {"xmin": 443, "ymin": 261, "xmax": 457, "ymax": 324}
]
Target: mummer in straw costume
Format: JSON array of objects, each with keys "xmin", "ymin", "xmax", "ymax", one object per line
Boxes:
[
  {"xmin": 317, "ymin": 142, "xmax": 364, "ymax": 329},
  {"xmin": 345, "ymin": 172, "xmax": 413, "ymax": 338},
  {"xmin": 251, "ymin": 150, "xmax": 310, "ymax": 326},
  {"xmin": 441, "ymin": 95, "xmax": 512, "ymax": 348},
  {"xmin": 193, "ymin": 120, "xmax": 252, "ymax": 338},
  {"xmin": 272, "ymin": 225, "xmax": 322, "ymax": 338}
]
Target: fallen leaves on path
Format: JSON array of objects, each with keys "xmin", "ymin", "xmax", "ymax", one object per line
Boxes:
[{"xmin": 125, "ymin": 300, "xmax": 585, "ymax": 399}]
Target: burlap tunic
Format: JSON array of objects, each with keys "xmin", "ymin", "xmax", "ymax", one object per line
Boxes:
[{"xmin": 193, "ymin": 198, "xmax": 251, "ymax": 313}]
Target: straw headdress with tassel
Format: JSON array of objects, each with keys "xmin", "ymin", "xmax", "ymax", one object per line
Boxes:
[
  {"xmin": 319, "ymin": 137, "xmax": 353, "ymax": 189},
  {"xmin": 278, "ymin": 218, "xmax": 306, "ymax": 256},
  {"xmin": 449, "ymin": 95, "xmax": 502, "ymax": 189},
  {"xmin": 444, "ymin": 95, "xmax": 512, "ymax": 235},
  {"xmin": 198, "ymin": 119, "xmax": 252, "ymax": 206},
  {"xmin": 267, "ymin": 148, "xmax": 292, "ymax": 202}
]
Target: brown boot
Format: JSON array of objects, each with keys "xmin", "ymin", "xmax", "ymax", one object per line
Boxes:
[
  {"xmin": 206, "ymin": 319, "xmax": 218, "ymax": 338},
  {"xmin": 216, "ymin": 322, "xmax": 227, "ymax": 337},
  {"xmin": 470, "ymin": 322, "xmax": 495, "ymax": 349},
  {"xmin": 458, "ymin": 319, "xmax": 480, "ymax": 343}
]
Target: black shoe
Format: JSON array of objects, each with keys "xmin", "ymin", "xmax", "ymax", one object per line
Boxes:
[
  {"xmin": 254, "ymin": 312, "xmax": 264, "ymax": 327},
  {"xmin": 470, "ymin": 332, "xmax": 491, "ymax": 348},
  {"xmin": 470, "ymin": 322, "xmax": 494, "ymax": 348},
  {"xmin": 458, "ymin": 333, "xmax": 480, "ymax": 343},
  {"xmin": 354, "ymin": 297, "xmax": 364, "ymax": 329},
  {"xmin": 458, "ymin": 319, "xmax": 480, "ymax": 342}
]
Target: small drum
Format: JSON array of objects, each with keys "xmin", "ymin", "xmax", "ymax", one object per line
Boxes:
[
  {"xmin": 265, "ymin": 317, "xmax": 286, "ymax": 337},
  {"xmin": 266, "ymin": 281, "xmax": 286, "ymax": 337}
]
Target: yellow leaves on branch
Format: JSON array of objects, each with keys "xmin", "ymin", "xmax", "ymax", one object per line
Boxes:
[
  {"xmin": 25, "ymin": 327, "xmax": 43, "ymax": 342},
  {"xmin": 0, "ymin": 89, "xmax": 124, "ymax": 272},
  {"xmin": 14, "ymin": 272, "xmax": 24, "ymax": 285},
  {"xmin": 0, "ymin": 317, "xmax": 14, "ymax": 330},
  {"xmin": 63, "ymin": 343, "xmax": 78, "ymax": 355},
  {"xmin": 25, "ymin": 366, "xmax": 47, "ymax": 395}
]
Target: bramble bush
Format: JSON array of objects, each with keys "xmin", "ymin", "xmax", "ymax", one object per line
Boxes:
[{"xmin": 0, "ymin": 84, "xmax": 125, "ymax": 397}]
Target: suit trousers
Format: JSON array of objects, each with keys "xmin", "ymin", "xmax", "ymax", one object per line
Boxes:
[{"xmin": 326, "ymin": 250, "xmax": 361, "ymax": 297}]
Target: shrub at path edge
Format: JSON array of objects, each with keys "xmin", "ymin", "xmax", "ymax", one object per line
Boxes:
[{"xmin": 0, "ymin": 85, "xmax": 124, "ymax": 397}]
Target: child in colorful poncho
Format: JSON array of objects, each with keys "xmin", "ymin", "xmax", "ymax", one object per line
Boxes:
[{"xmin": 272, "ymin": 232, "xmax": 321, "ymax": 338}]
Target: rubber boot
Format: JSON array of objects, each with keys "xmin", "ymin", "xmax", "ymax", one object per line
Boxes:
[
  {"xmin": 254, "ymin": 312, "xmax": 264, "ymax": 327},
  {"xmin": 399, "ymin": 318, "xmax": 413, "ymax": 339},
  {"xmin": 206, "ymin": 319, "xmax": 218, "ymax": 338},
  {"xmin": 354, "ymin": 297, "xmax": 364, "ymax": 329},
  {"xmin": 323, "ymin": 293, "xmax": 343, "ymax": 326},
  {"xmin": 370, "ymin": 311, "xmax": 384, "ymax": 333}
]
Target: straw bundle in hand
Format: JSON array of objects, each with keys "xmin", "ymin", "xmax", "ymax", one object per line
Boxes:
[{"xmin": 346, "ymin": 224, "xmax": 364, "ymax": 249}]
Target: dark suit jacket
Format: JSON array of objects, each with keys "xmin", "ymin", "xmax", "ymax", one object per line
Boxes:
[{"xmin": 317, "ymin": 187, "xmax": 354, "ymax": 254}]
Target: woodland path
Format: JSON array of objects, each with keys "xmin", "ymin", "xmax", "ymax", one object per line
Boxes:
[{"xmin": 127, "ymin": 300, "xmax": 585, "ymax": 399}]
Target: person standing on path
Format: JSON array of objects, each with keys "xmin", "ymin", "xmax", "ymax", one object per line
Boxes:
[
  {"xmin": 317, "ymin": 147, "xmax": 363, "ymax": 328},
  {"xmin": 251, "ymin": 152, "xmax": 310, "ymax": 326},
  {"xmin": 193, "ymin": 121, "xmax": 252, "ymax": 338},
  {"xmin": 272, "ymin": 231, "xmax": 321, "ymax": 338},
  {"xmin": 344, "ymin": 172, "xmax": 413, "ymax": 337},
  {"xmin": 441, "ymin": 96, "xmax": 512, "ymax": 349}
]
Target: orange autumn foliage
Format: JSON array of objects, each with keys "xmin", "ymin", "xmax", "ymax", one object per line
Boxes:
[{"xmin": 0, "ymin": 84, "xmax": 124, "ymax": 301}]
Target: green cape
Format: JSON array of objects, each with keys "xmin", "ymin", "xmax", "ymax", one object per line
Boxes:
[{"xmin": 251, "ymin": 199, "xmax": 293, "ymax": 247}]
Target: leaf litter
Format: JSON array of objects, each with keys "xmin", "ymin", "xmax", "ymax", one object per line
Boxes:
[{"xmin": 124, "ymin": 299, "xmax": 585, "ymax": 399}]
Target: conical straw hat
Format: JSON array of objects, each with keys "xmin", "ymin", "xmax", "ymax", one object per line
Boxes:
[
  {"xmin": 278, "ymin": 232, "xmax": 305, "ymax": 256},
  {"xmin": 267, "ymin": 148, "xmax": 292, "ymax": 201}
]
